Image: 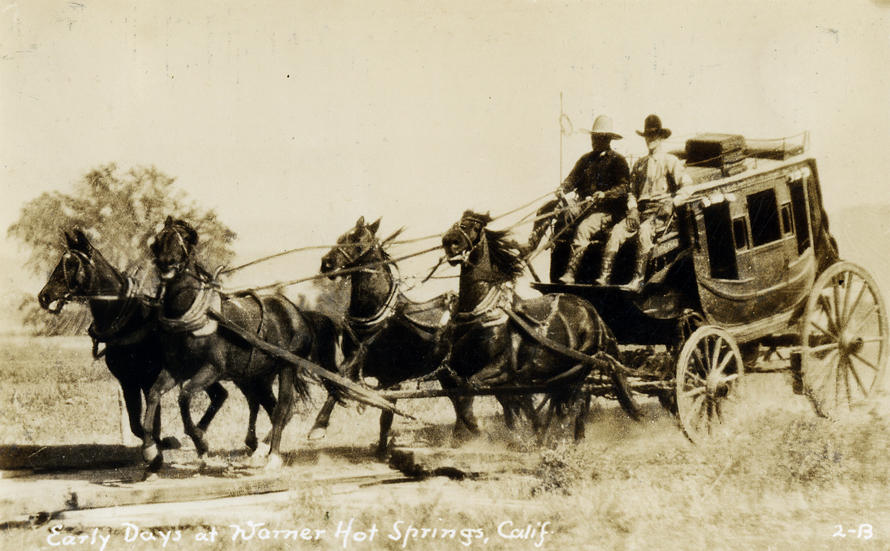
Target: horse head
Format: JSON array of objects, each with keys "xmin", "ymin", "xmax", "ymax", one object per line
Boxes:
[
  {"xmin": 442, "ymin": 210, "xmax": 492, "ymax": 266},
  {"xmin": 38, "ymin": 229, "xmax": 124, "ymax": 313},
  {"xmin": 320, "ymin": 216, "xmax": 382, "ymax": 278},
  {"xmin": 150, "ymin": 216, "xmax": 198, "ymax": 280}
]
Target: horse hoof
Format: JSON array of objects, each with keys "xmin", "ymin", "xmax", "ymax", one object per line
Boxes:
[
  {"xmin": 142, "ymin": 444, "xmax": 159, "ymax": 462},
  {"xmin": 307, "ymin": 427, "xmax": 327, "ymax": 441},
  {"xmin": 251, "ymin": 442, "xmax": 271, "ymax": 458},
  {"xmin": 245, "ymin": 436, "xmax": 259, "ymax": 452},
  {"xmin": 142, "ymin": 471, "xmax": 160, "ymax": 482},
  {"xmin": 145, "ymin": 453, "xmax": 163, "ymax": 474},
  {"xmin": 264, "ymin": 454, "xmax": 284, "ymax": 471},
  {"xmin": 160, "ymin": 437, "xmax": 182, "ymax": 451}
]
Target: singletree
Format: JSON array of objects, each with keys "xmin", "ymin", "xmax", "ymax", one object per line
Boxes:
[{"xmin": 9, "ymin": 163, "xmax": 237, "ymax": 335}]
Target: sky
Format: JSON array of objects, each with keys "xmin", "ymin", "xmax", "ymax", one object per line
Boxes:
[{"xmin": 2, "ymin": 0, "xmax": 889, "ymax": 328}]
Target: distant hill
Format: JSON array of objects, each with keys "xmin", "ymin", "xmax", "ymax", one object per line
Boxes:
[{"xmin": 828, "ymin": 203, "xmax": 890, "ymax": 293}]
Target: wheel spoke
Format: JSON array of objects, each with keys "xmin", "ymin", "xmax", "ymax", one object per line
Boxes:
[
  {"xmin": 808, "ymin": 349, "xmax": 839, "ymax": 393},
  {"xmin": 710, "ymin": 337, "xmax": 723, "ymax": 371},
  {"xmin": 809, "ymin": 319, "xmax": 836, "ymax": 340},
  {"xmin": 846, "ymin": 356, "xmax": 871, "ymax": 397},
  {"xmin": 683, "ymin": 386, "xmax": 706, "ymax": 399},
  {"xmin": 848, "ymin": 304, "xmax": 879, "ymax": 336},
  {"xmin": 841, "ymin": 272, "xmax": 853, "ymax": 326},
  {"xmin": 808, "ymin": 342, "xmax": 839, "ymax": 355},
  {"xmin": 691, "ymin": 348, "xmax": 708, "ymax": 377},
  {"xmin": 844, "ymin": 277, "xmax": 867, "ymax": 326},
  {"xmin": 818, "ymin": 295, "xmax": 839, "ymax": 336},
  {"xmin": 684, "ymin": 369, "xmax": 707, "ymax": 386},
  {"xmin": 716, "ymin": 350, "xmax": 734, "ymax": 374},
  {"xmin": 850, "ymin": 351, "xmax": 879, "ymax": 372},
  {"xmin": 842, "ymin": 355, "xmax": 852, "ymax": 406},
  {"xmin": 832, "ymin": 275, "xmax": 843, "ymax": 331},
  {"xmin": 688, "ymin": 393, "xmax": 706, "ymax": 422}
]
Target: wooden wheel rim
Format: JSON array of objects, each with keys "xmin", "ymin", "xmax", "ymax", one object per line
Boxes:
[
  {"xmin": 676, "ymin": 326, "xmax": 744, "ymax": 443},
  {"xmin": 801, "ymin": 261, "xmax": 889, "ymax": 417}
]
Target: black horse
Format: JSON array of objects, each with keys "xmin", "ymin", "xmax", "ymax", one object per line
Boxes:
[
  {"xmin": 312, "ymin": 217, "xmax": 537, "ymax": 452},
  {"xmin": 37, "ymin": 229, "xmax": 228, "ymax": 449},
  {"xmin": 441, "ymin": 210, "xmax": 640, "ymax": 439},
  {"xmin": 145, "ymin": 217, "xmax": 339, "ymax": 470}
]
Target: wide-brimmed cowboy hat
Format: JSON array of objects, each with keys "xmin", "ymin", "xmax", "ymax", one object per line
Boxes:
[
  {"xmin": 636, "ymin": 114, "xmax": 672, "ymax": 139},
  {"xmin": 581, "ymin": 115, "xmax": 622, "ymax": 140}
]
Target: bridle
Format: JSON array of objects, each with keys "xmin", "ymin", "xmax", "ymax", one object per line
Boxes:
[
  {"xmin": 49, "ymin": 249, "xmax": 100, "ymax": 311},
  {"xmin": 330, "ymin": 229, "xmax": 392, "ymax": 274},
  {"xmin": 446, "ymin": 217, "xmax": 485, "ymax": 265},
  {"xmin": 155, "ymin": 225, "xmax": 217, "ymax": 285}
]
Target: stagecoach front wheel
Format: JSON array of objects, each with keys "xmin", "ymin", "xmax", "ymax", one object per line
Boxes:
[
  {"xmin": 800, "ymin": 261, "xmax": 889, "ymax": 418},
  {"xmin": 675, "ymin": 326, "xmax": 745, "ymax": 444}
]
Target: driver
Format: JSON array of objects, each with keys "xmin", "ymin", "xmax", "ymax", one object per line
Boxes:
[{"xmin": 545, "ymin": 115, "xmax": 631, "ymax": 284}]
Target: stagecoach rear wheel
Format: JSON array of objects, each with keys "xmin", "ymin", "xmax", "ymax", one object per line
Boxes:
[
  {"xmin": 800, "ymin": 261, "xmax": 889, "ymax": 418},
  {"xmin": 675, "ymin": 326, "xmax": 745, "ymax": 444}
]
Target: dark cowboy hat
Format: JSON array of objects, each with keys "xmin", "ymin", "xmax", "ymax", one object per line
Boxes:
[
  {"xmin": 636, "ymin": 114, "xmax": 672, "ymax": 139},
  {"xmin": 581, "ymin": 115, "xmax": 622, "ymax": 140}
]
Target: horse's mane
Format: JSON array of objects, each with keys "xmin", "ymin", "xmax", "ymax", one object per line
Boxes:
[{"xmin": 461, "ymin": 210, "xmax": 525, "ymax": 283}]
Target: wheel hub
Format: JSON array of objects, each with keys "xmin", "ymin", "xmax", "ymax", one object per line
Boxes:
[{"xmin": 839, "ymin": 332, "xmax": 864, "ymax": 356}]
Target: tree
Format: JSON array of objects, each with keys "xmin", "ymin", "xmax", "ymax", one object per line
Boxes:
[{"xmin": 9, "ymin": 163, "xmax": 237, "ymax": 335}]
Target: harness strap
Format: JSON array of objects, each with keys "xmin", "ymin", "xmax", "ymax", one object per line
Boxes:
[
  {"xmin": 206, "ymin": 308, "xmax": 415, "ymax": 419},
  {"xmin": 158, "ymin": 283, "xmax": 219, "ymax": 333},
  {"xmin": 502, "ymin": 306, "xmax": 620, "ymax": 373},
  {"xmin": 87, "ymin": 277, "xmax": 140, "ymax": 342}
]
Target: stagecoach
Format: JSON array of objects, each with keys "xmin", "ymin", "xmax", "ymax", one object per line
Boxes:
[
  {"xmin": 38, "ymin": 132, "xmax": 889, "ymax": 467},
  {"xmin": 530, "ymin": 132, "xmax": 888, "ymax": 441}
]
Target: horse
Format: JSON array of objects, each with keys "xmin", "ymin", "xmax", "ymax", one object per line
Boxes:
[
  {"xmin": 145, "ymin": 217, "xmax": 339, "ymax": 471},
  {"xmin": 441, "ymin": 210, "xmax": 640, "ymax": 440},
  {"xmin": 37, "ymin": 228, "xmax": 228, "ymax": 450},
  {"xmin": 311, "ymin": 216, "xmax": 537, "ymax": 452}
]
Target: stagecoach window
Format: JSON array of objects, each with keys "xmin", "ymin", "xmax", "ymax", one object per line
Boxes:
[
  {"xmin": 702, "ymin": 202, "xmax": 739, "ymax": 280},
  {"xmin": 747, "ymin": 189, "xmax": 782, "ymax": 247},
  {"xmin": 780, "ymin": 203, "xmax": 794, "ymax": 235},
  {"xmin": 732, "ymin": 218, "xmax": 749, "ymax": 250},
  {"xmin": 789, "ymin": 180, "xmax": 811, "ymax": 255}
]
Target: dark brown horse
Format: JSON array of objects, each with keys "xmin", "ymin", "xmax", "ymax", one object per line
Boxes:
[
  {"xmin": 145, "ymin": 217, "xmax": 338, "ymax": 470},
  {"xmin": 37, "ymin": 229, "xmax": 228, "ymax": 450},
  {"xmin": 312, "ymin": 217, "xmax": 470, "ymax": 453},
  {"xmin": 441, "ymin": 210, "xmax": 640, "ymax": 439}
]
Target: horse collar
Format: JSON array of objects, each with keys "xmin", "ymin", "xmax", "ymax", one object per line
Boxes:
[
  {"xmin": 87, "ymin": 276, "xmax": 141, "ymax": 342},
  {"xmin": 346, "ymin": 263, "xmax": 401, "ymax": 330}
]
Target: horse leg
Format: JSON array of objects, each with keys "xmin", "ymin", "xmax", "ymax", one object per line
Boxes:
[
  {"xmin": 264, "ymin": 367, "xmax": 296, "ymax": 470},
  {"xmin": 178, "ymin": 365, "xmax": 220, "ymax": 458},
  {"xmin": 121, "ymin": 384, "xmax": 145, "ymax": 440},
  {"xmin": 196, "ymin": 382, "xmax": 229, "ymax": 434},
  {"xmin": 308, "ymin": 395, "xmax": 337, "ymax": 441},
  {"xmin": 377, "ymin": 406, "xmax": 395, "ymax": 456},
  {"xmin": 142, "ymin": 370, "xmax": 177, "ymax": 472}
]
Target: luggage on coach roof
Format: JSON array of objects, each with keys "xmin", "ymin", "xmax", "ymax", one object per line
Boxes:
[{"xmin": 685, "ymin": 133, "xmax": 746, "ymax": 168}]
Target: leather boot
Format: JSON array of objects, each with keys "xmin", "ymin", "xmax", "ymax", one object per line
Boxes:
[
  {"xmin": 594, "ymin": 251, "xmax": 615, "ymax": 286},
  {"xmin": 559, "ymin": 247, "xmax": 585, "ymax": 284},
  {"xmin": 624, "ymin": 252, "xmax": 649, "ymax": 292}
]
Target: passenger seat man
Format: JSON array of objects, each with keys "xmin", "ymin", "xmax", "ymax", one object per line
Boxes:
[{"xmin": 604, "ymin": 114, "xmax": 692, "ymax": 291}]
